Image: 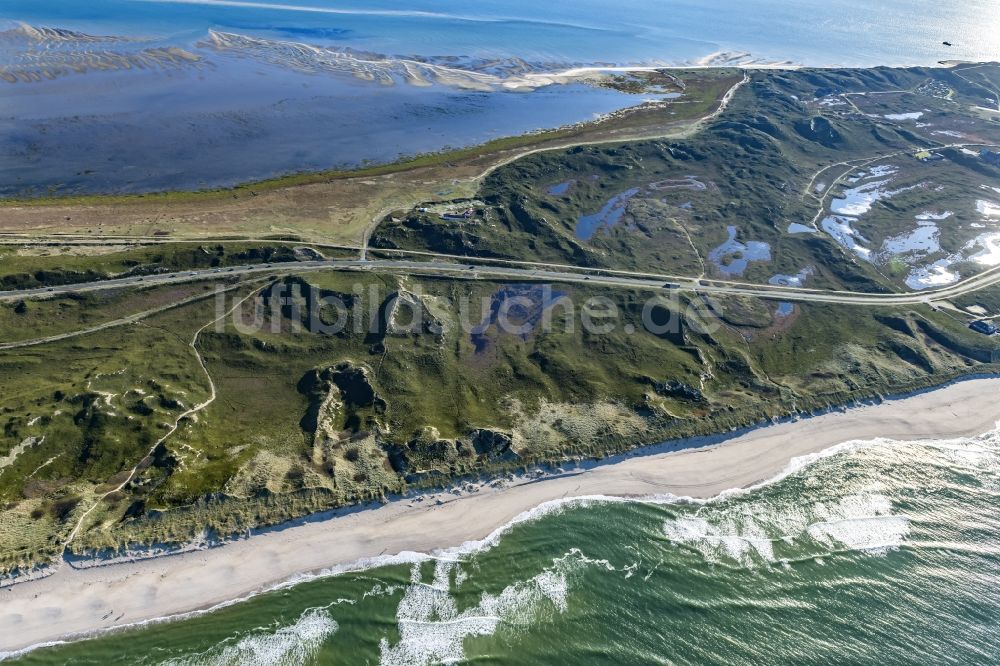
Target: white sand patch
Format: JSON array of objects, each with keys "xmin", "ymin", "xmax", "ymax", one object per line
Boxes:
[
  {"xmin": 977, "ymin": 200, "xmax": 1000, "ymax": 218},
  {"xmin": 915, "ymin": 211, "xmax": 953, "ymax": 221},
  {"xmin": 906, "ymin": 260, "xmax": 960, "ymax": 290},
  {"xmin": 881, "ymin": 224, "xmax": 940, "ymax": 257},
  {"xmin": 821, "ymin": 215, "xmax": 872, "ymax": 260},
  {"xmin": 0, "ymin": 437, "xmax": 42, "ymax": 471}
]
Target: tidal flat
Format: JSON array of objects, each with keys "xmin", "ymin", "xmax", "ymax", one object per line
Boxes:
[{"xmin": 0, "ymin": 22, "xmax": 685, "ymax": 197}]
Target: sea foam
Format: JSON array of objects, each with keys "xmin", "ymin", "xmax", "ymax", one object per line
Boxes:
[
  {"xmin": 162, "ymin": 608, "xmax": 337, "ymax": 666},
  {"xmin": 663, "ymin": 492, "xmax": 911, "ymax": 566},
  {"xmin": 378, "ymin": 557, "xmax": 574, "ymax": 666}
]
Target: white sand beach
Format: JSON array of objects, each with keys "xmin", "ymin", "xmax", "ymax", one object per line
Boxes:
[{"xmin": 2, "ymin": 376, "xmax": 1000, "ymax": 656}]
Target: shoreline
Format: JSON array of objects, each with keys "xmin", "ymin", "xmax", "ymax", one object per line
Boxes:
[
  {"xmin": 3, "ymin": 375, "xmax": 1000, "ymax": 656},
  {"xmin": 0, "ymin": 70, "xmax": 733, "ymax": 209},
  {"xmin": 0, "ymin": 99, "xmax": 662, "ymax": 207},
  {"xmin": 3, "ymin": 58, "xmax": 991, "ymax": 209}
]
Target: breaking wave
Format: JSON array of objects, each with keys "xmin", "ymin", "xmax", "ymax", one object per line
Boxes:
[
  {"xmin": 161, "ymin": 608, "xmax": 337, "ymax": 666},
  {"xmin": 661, "ymin": 431, "xmax": 1000, "ymax": 568},
  {"xmin": 378, "ymin": 555, "xmax": 579, "ymax": 666},
  {"xmin": 663, "ymin": 492, "xmax": 911, "ymax": 566}
]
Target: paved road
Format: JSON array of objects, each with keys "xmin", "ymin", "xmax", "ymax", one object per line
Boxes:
[{"xmin": 3, "ymin": 256, "xmax": 999, "ymax": 307}]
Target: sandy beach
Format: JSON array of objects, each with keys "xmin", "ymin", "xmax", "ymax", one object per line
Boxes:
[{"xmin": 3, "ymin": 376, "xmax": 1000, "ymax": 656}]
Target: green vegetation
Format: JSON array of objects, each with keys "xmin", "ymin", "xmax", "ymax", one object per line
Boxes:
[
  {"xmin": 596, "ymin": 69, "xmax": 688, "ymax": 95},
  {"xmin": 0, "ymin": 242, "xmax": 339, "ymax": 290},
  {"xmin": 2, "ymin": 64, "xmax": 1000, "ymax": 574},
  {"xmin": 0, "ymin": 294, "xmax": 221, "ymax": 569},
  {"xmin": 2, "ymin": 267, "xmax": 999, "ymax": 571},
  {"xmin": 0, "ymin": 70, "xmax": 738, "ymax": 209},
  {"xmin": 373, "ymin": 65, "xmax": 999, "ymax": 292},
  {"xmin": 0, "ymin": 281, "xmax": 215, "ymax": 345},
  {"xmin": 0, "ymin": 70, "xmax": 742, "ymax": 246}
]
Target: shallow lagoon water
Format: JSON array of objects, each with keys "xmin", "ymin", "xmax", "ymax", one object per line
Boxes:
[
  {"xmin": 821, "ymin": 162, "xmax": 1000, "ymax": 291},
  {"xmin": 4, "ymin": 0, "xmax": 1000, "ymax": 195},
  {"xmin": 575, "ymin": 188, "xmax": 641, "ymax": 241},
  {"xmin": 774, "ymin": 301, "xmax": 795, "ymax": 317},
  {"xmin": 965, "ymin": 232, "xmax": 1000, "ymax": 266},
  {"xmin": 830, "ymin": 176, "xmax": 895, "ymax": 217},
  {"xmin": 707, "ymin": 225, "xmax": 771, "ymax": 276},
  {"xmin": 903, "ymin": 231, "xmax": 1000, "ymax": 290},
  {"xmin": 821, "ymin": 215, "xmax": 872, "ymax": 261},
  {"xmin": 1, "ymin": 57, "xmax": 647, "ymax": 195},
  {"xmin": 768, "ymin": 266, "xmax": 814, "ymax": 287},
  {"xmin": 906, "ymin": 260, "xmax": 959, "ymax": 290},
  {"xmin": 546, "ymin": 180, "xmax": 575, "ymax": 196},
  {"xmin": 978, "ymin": 200, "xmax": 1000, "ymax": 218},
  {"xmin": 881, "ymin": 223, "xmax": 940, "ymax": 257},
  {"xmin": 6, "ymin": 0, "xmax": 1000, "ymax": 67}
]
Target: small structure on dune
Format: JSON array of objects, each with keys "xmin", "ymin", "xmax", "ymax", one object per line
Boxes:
[
  {"xmin": 914, "ymin": 150, "xmax": 944, "ymax": 163},
  {"xmin": 980, "ymin": 149, "xmax": 1000, "ymax": 167},
  {"xmin": 441, "ymin": 207, "xmax": 475, "ymax": 221}
]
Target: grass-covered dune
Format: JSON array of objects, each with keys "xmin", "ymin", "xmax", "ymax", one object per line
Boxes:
[
  {"xmin": 1, "ymin": 270, "xmax": 998, "ymax": 572},
  {"xmin": 2, "ymin": 63, "xmax": 999, "ymax": 574},
  {"xmin": 373, "ymin": 65, "xmax": 1000, "ymax": 292},
  {"xmin": 0, "ymin": 241, "xmax": 348, "ymax": 291}
]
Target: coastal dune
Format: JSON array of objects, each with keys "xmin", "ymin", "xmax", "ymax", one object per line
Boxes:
[{"xmin": 2, "ymin": 377, "xmax": 1000, "ymax": 656}]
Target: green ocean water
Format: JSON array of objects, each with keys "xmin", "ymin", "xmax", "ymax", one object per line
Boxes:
[{"xmin": 9, "ymin": 429, "xmax": 1000, "ymax": 665}]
